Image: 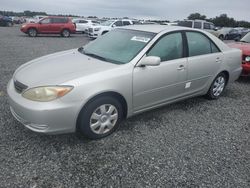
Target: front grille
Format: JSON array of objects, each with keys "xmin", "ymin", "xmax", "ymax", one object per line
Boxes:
[
  {"xmin": 14, "ymin": 80, "xmax": 28, "ymax": 93},
  {"xmin": 88, "ymin": 28, "xmax": 93, "ymax": 33}
]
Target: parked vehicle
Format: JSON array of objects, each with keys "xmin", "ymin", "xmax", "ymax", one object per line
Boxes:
[
  {"xmin": 178, "ymin": 20, "xmax": 216, "ymax": 34},
  {"xmin": 225, "ymin": 28, "xmax": 249, "ymax": 40},
  {"xmin": 214, "ymin": 27, "xmax": 233, "ymax": 40},
  {"xmin": 228, "ymin": 32, "xmax": 250, "ymax": 76},
  {"xmin": 8, "ymin": 25, "xmax": 242, "ymax": 139},
  {"xmin": 88, "ymin": 19, "xmax": 133, "ymax": 38},
  {"xmin": 0, "ymin": 15, "xmax": 13, "ymax": 27},
  {"xmin": 72, "ymin": 18, "xmax": 100, "ymax": 33},
  {"xmin": 20, "ymin": 16, "xmax": 76, "ymax": 37}
]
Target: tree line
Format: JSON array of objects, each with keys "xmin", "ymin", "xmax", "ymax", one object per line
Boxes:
[
  {"xmin": 187, "ymin": 13, "xmax": 250, "ymax": 28},
  {"xmin": 1, "ymin": 10, "xmax": 250, "ymax": 28}
]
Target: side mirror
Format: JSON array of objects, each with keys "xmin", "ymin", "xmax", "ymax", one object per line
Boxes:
[
  {"xmin": 234, "ymin": 38, "xmax": 240, "ymax": 42},
  {"xmin": 139, "ymin": 56, "xmax": 161, "ymax": 67},
  {"xmin": 112, "ymin": 24, "xmax": 116, "ymax": 27}
]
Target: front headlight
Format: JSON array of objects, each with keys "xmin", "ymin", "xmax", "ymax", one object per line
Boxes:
[
  {"xmin": 245, "ymin": 56, "xmax": 250, "ymax": 62},
  {"xmin": 21, "ymin": 24, "xmax": 26, "ymax": 28},
  {"xmin": 94, "ymin": 27, "xmax": 101, "ymax": 31},
  {"xmin": 22, "ymin": 86, "xmax": 73, "ymax": 102}
]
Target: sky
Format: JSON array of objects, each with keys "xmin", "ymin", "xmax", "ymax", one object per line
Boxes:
[{"xmin": 1, "ymin": 0, "xmax": 250, "ymax": 21}]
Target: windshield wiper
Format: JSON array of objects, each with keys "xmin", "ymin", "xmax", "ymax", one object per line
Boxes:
[
  {"xmin": 78, "ymin": 47, "xmax": 123, "ymax": 64},
  {"xmin": 84, "ymin": 52, "xmax": 109, "ymax": 62}
]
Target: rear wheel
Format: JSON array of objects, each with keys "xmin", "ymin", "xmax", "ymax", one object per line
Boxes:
[
  {"xmin": 206, "ymin": 73, "xmax": 227, "ymax": 100},
  {"xmin": 28, "ymin": 28, "xmax": 37, "ymax": 37},
  {"xmin": 61, "ymin": 29, "xmax": 70, "ymax": 37},
  {"xmin": 77, "ymin": 96, "xmax": 123, "ymax": 139}
]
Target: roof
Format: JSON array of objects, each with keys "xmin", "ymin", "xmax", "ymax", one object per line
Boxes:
[{"xmin": 122, "ymin": 24, "xmax": 194, "ymax": 34}]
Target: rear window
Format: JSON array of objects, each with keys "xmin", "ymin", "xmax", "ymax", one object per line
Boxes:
[{"xmin": 178, "ymin": 21, "xmax": 192, "ymax": 28}]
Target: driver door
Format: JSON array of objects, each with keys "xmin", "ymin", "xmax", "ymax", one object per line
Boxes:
[
  {"xmin": 38, "ymin": 18, "xmax": 51, "ymax": 33},
  {"xmin": 133, "ymin": 32, "xmax": 188, "ymax": 111}
]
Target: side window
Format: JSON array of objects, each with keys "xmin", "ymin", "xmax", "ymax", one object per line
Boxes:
[
  {"xmin": 123, "ymin": 21, "xmax": 131, "ymax": 26},
  {"xmin": 52, "ymin": 18, "xmax": 67, "ymax": 23},
  {"xmin": 178, "ymin": 21, "xmax": 192, "ymax": 28},
  {"xmin": 194, "ymin": 22, "xmax": 202, "ymax": 29},
  {"xmin": 40, "ymin": 18, "xmax": 50, "ymax": 24},
  {"xmin": 79, "ymin": 20, "xmax": 88, "ymax": 23},
  {"xmin": 204, "ymin": 23, "xmax": 210, "ymax": 29},
  {"xmin": 147, "ymin": 32, "xmax": 183, "ymax": 62},
  {"xmin": 186, "ymin": 32, "xmax": 220, "ymax": 57},
  {"xmin": 113, "ymin": 21, "xmax": 123, "ymax": 26}
]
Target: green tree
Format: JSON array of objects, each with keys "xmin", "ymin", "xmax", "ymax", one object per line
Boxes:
[{"xmin": 187, "ymin": 13, "xmax": 206, "ymax": 20}]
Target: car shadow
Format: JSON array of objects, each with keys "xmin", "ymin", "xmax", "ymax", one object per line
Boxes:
[{"xmin": 236, "ymin": 76, "xmax": 250, "ymax": 83}]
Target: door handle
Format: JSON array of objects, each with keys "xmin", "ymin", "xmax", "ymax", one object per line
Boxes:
[
  {"xmin": 215, "ymin": 57, "xmax": 221, "ymax": 63},
  {"xmin": 177, "ymin": 65, "xmax": 185, "ymax": 70}
]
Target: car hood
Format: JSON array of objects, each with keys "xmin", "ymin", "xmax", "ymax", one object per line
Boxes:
[
  {"xmin": 228, "ymin": 42, "xmax": 250, "ymax": 55},
  {"xmin": 14, "ymin": 49, "xmax": 118, "ymax": 87}
]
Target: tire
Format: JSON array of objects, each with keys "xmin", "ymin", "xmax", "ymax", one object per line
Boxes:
[
  {"xmin": 28, "ymin": 28, "xmax": 37, "ymax": 37},
  {"xmin": 224, "ymin": 34, "xmax": 228, "ymax": 40},
  {"xmin": 77, "ymin": 96, "xmax": 123, "ymax": 139},
  {"xmin": 61, "ymin": 29, "xmax": 70, "ymax": 37},
  {"xmin": 206, "ymin": 72, "xmax": 227, "ymax": 100},
  {"xmin": 218, "ymin": 35, "xmax": 224, "ymax": 40}
]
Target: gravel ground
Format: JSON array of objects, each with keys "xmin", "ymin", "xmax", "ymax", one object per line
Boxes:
[{"xmin": 0, "ymin": 26, "xmax": 249, "ymax": 188}]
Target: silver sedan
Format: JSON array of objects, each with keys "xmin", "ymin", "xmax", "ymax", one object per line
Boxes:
[{"xmin": 7, "ymin": 25, "xmax": 242, "ymax": 139}]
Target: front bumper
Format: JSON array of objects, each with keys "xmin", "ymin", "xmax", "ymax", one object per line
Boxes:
[{"xmin": 7, "ymin": 79, "xmax": 81, "ymax": 134}]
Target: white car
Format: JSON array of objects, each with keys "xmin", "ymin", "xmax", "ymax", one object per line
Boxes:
[
  {"xmin": 72, "ymin": 18, "xmax": 100, "ymax": 33},
  {"xmin": 214, "ymin": 27, "xmax": 233, "ymax": 40},
  {"xmin": 88, "ymin": 19, "xmax": 133, "ymax": 38}
]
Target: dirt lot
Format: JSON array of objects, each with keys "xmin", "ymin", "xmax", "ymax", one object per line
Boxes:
[{"xmin": 0, "ymin": 26, "xmax": 250, "ymax": 187}]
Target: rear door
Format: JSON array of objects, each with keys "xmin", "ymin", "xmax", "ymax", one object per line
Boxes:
[
  {"xmin": 133, "ymin": 32, "xmax": 188, "ymax": 111},
  {"xmin": 51, "ymin": 18, "xmax": 67, "ymax": 33},
  {"xmin": 185, "ymin": 31, "xmax": 223, "ymax": 94}
]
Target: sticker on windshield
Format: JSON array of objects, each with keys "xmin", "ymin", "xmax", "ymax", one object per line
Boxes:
[{"xmin": 131, "ymin": 36, "xmax": 150, "ymax": 43}]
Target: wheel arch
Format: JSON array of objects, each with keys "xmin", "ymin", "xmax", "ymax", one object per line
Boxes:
[
  {"xmin": 76, "ymin": 91, "xmax": 128, "ymax": 126},
  {"xmin": 27, "ymin": 27, "xmax": 38, "ymax": 33},
  {"xmin": 220, "ymin": 70, "xmax": 230, "ymax": 85}
]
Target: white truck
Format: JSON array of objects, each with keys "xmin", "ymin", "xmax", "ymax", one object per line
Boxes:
[
  {"xmin": 88, "ymin": 19, "xmax": 134, "ymax": 38},
  {"xmin": 178, "ymin": 20, "xmax": 217, "ymax": 35}
]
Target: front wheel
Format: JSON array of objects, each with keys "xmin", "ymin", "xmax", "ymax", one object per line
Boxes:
[
  {"xmin": 28, "ymin": 28, "xmax": 37, "ymax": 37},
  {"xmin": 206, "ymin": 73, "xmax": 227, "ymax": 100},
  {"xmin": 218, "ymin": 35, "xmax": 224, "ymax": 40},
  {"xmin": 77, "ymin": 96, "xmax": 123, "ymax": 139}
]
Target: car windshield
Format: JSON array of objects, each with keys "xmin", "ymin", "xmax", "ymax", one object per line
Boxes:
[
  {"xmin": 240, "ymin": 32, "xmax": 250, "ymax": 43},
  {"xmin": 80, "ymin": 29, "xmax": 155, "ymax": 64},
  {"xmin": 100, "ymin": 20, "xmax": 115, "ymax": 26}
]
